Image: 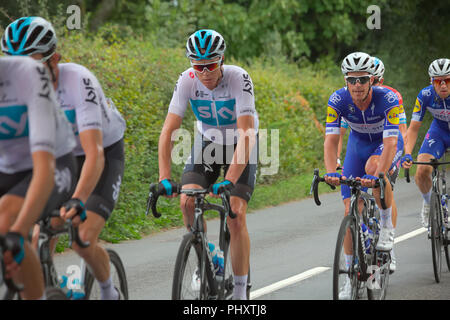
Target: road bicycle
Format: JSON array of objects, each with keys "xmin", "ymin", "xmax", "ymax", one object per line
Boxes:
[
  {"xmin": 38, "ymin": 210, "xmax": 129, "ymax": 299},
  {"xmin": 311, "ymin": 169, "xmax": 390, "ymax": 300},
  {"xmin": 147, "ymin": 182, "xmax": 251, "ymax": 300},
  {"xmin": 405, "ymin": 156, "xmax": 450, "ymax": 283}
]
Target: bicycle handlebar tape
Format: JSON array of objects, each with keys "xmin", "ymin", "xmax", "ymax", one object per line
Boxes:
[
  {"xmin": 405, "ymin": 168, "xmax": 410, "ymax": 183},
  {"xmin": 149, "ymin": 183, "xmax": 161, "ymax": 218},
  {"xmin": 5, "ymin": 232, "xmax": 25, "ymax": 265}
]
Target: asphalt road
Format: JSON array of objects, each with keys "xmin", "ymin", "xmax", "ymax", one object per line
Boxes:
[{"xmin": 54, "ymin": 178, "xmax": 450, "ymax": 300}]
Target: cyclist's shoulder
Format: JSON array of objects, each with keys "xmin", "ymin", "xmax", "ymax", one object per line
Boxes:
[
  {"xmin": 417, "ymin": 85, "xmax": 434, "ymax": 100},
  {"xmin": 0, "ymin": 56, "xmax": 43, "ymax": 79},
  {"xmin": 373, "ymin": 86, "xmax": 399, "ymax": 107},
  {"xmin": 328, "ymin": 87, "xmax": 349, "ymax": 108},
  {"xmin": 382, "ymin": 84, "xmax": 403, "ymax": 99},
  {"xmin": 59, "ymin": 62, "xmax": 98, "ymax": 82}
]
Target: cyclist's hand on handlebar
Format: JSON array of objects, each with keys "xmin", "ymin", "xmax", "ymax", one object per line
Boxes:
[
  {"xmin": 359, "ymin": 174, "xmax": 379, "ymax": 188},
  {"xmin": 3, "ymin": 232, "xmax": 25, "ymax": 278},
  {"xmin": 401, "ymin": 154, "xmax": 413, "ymax": 169},
  {"xmin": 209, "ymin": 180, "xmax": 235, "ymax": 198},
  {"xmin": 324, "ymin": 172, "xmax": 343, "ymax": 186},
  {"xmin": 159, "ymin": 179, "xmax": 179, "ymax": 198},
  {"xmin": 60, "ymin": 198, "xmax": 87, "ymax": 227}
]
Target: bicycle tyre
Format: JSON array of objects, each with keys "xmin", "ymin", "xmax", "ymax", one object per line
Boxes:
[
  {"xmin": 172, "ymin": 232, "xmax": 209, "ymax": 300},
  {"xmin": 84, "ymin": 249, "xmax": 129, "ymax": 299},
  {"xmin": 430, "ymin": 192, "xmax": 443, "ymax": 283},
  {"xmin": 333, "ymin": 215, "xmax": 359, "ymax": 300},
  {"xmin": 444, "ymin": 228, "xmax": 450, "ymax": 272},
  {"xmin": 45, "ymin": 287, "xmax": 68, "ymax": 300}
]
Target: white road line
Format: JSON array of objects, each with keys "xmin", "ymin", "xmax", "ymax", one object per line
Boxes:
[
  {"xmin": 250, "ymin": 227, "xmax": 427, "ymax": 299},
  {"xmin": 394, "ymin": 227, "xmax": 427, "ymax": 244},
  {"xmin": 250, "ymin": 267, "xmax": 330, "ymax": 300}
]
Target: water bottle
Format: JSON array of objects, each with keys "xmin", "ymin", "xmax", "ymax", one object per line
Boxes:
[
  {"xmin": 58, "ymin": 274, "xmax": 86, "ymax": 300},
  {"xmin": 361, "ymin": 223, "xmax": 372, "ymax": 254},
  {"xmin": 208, "ymin": 242, "xmax": 224, "ymax": 279}
]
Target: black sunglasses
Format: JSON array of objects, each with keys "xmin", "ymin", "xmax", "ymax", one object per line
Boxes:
[{"xmin": 345, "ymin": 75, "xmax": 371, "ymax": 85}]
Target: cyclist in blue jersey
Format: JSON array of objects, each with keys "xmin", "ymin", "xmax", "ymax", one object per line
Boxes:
[
  {"xmin": 335, "ymin": 56, "xmax": 405, "ymax": 274},
  {"xmin": 401, "ymin": 58, "xmax": 450, "ymax": 228},
  {"xmin": 157, "ymin": 30, "xmax": 258, "ymax": 300},
  {"xmin": 324, "ymin": 52, "xmax": 403, "ymax": 299}
]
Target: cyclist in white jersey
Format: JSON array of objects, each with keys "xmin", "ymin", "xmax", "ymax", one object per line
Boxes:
[
  {"xmin": 0, "ymin": 56, "xmax": 77, "ymax": 299},
  {"xmin": 2, "ymin": 17, "xmax": 126, "ymax": 299},
  {"xmin": 158, "ymin": 30, "xmax": 258, "ymax": 300}
]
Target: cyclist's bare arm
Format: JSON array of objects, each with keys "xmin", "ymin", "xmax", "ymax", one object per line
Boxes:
[
  {"xmin": 324, "ymin": 134, "xmax": 340, "ymax": 185},
  {"xmin": 61, "ymin": 129, "xmax": 104, "ymax": 222},
  {"xmin": 337, "ymin": 127, "xmax": 347, "ymax": 167},
  {"xmin": 10, "ymin": 151, "xmax": 55, "ymax": 237},
  {"xmin": 399, "ymin": 123, "xmax": 407, "ymax": 144},
  {"xmin": 158, "ymin": 112, "xmax": 183, "ymax": 181},
  {"xmin": 224, "ymin": 115, "xmax": 256, "ymax": 185},
  {"xmin": 403, "ymin": 120, "xmax": 422, "ymax": 168}
]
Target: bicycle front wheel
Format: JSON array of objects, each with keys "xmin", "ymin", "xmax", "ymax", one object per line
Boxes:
[
  {"xmin": 172, "ymin": 233, "xmax": 209, "ymax": 300},
  {"xmin": 333, "ymin": 215, "xmax": 360, "ymax": 300},
  {"xmin": 430, "ymin": 192, "xmax": 443, "ymax": 283},
  {"xmin": 84, "ymin": 249, "xmax": 129, "ymax": 299}
]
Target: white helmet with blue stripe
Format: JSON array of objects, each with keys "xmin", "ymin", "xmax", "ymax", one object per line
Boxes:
[
  {"xmin": 1, "ymin": 16, "xmax": 57, "ymax": 61},
  {"xmin": 186, "ymin": 29, "xmax": 226, "ymax": 60},
  {"xmin": 372, "ymin": 56, "xmax": 385, "ymax": 79}
]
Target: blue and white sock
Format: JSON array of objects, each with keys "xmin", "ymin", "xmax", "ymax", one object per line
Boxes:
[{"xmin": 233, "ymin": 275, "xmax": 248, "ymax": 300}]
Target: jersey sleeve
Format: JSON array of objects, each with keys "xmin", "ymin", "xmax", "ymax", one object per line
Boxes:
[
  {"xmin": 325, "ymin": 91, "xmax": 342, "ymax": 135},
  {"xmin": 22, "ymin": 60, "xmax": 58, "ymax": 155},
  {"xmin": 396, "ymin": 91, "xmax": 407, "ymax": 124},
  {"xmin": 383, "ymin": 91, "xmax": 400, "ymax": 138},
  {"xmin": 341, "ymin": 117, "xmax": 349, "ymax": 129},
  {"xmin": 230, "ymin": 68, "xmax": 257, "ymax": 119},
  {"xmin": 411, "ymin": 89, "xmax": 427, "ymax": 122},
  {"xmin": 72, "ymin": 68, "xmax": 103, "ymax": 134},
  {"xmin": 168, "ymin": 71, "xmax": 191, "ymax": 118}
]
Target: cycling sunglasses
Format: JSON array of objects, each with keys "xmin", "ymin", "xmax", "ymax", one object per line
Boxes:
[
  {"xmin": 345, "ymin": 75, "xmax": 372, "ymax": 85},
  {"xmin": 432, "ymin": 78, "xmax": 450, "ymax": 86},
  {"xmin": 190, "ymin": 58, "xmax": 222, "ymax": 73}
]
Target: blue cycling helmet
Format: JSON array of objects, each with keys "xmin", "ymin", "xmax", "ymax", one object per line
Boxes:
[
  {"xmin": 186, "ymin": 29, "xmax": 226, "ymax": 60},
  {"xmin": 1, "ymin": 17, "xmax": 57, "ymax": 61}
]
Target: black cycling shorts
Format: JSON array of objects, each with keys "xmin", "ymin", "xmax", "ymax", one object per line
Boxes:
[
  {"xmin": 0, "ymin": 152, "xmax": 78, "ymax": 222},
  {"xmin": 75, "ymin": 138, "xmax": 125, "ymax": 221},
  {"xmin": 181, "ymin": 133, "xmax": 258, "ymax": 203}
]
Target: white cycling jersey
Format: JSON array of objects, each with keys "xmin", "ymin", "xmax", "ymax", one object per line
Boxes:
[
  {"xmin": 0, "ymin": 56, "xmax": 75, "ymax": 174},
  {"xmin": 168, "ymin": 65, "xmax": 259, "ymax": 145},
  {"xmin": 57, "ymin": 63, "xmax": 126, "ymax": 156}
]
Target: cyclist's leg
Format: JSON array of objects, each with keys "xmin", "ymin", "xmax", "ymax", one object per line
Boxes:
[
  {"xmin": 71, "ymin": 140, "xmax": 124, "ymax": 300},
  {"xmin": 226, "ymin": 150, "xmax": 257, "ymax": 300},
  {"xmin": 416, "ymin": 127, "xmax": 447, "ymax": 194}
]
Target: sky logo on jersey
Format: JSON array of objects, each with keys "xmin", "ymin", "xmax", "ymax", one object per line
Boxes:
[
  {"xmin": 326, "ymin": 106, "xmax": 338, "ymax": 123},
  {"xmin": 413, "ymin": 98, "xmax": 421, "ymax": 113},
  {"xmin": 0, "ymin": 105, "xmax": 29, "ymax": 139},
  {"xmin": 387, "ymin": 107, "xmax": 399, "ymax": 125},
  {"xmin": 190, "ymin": 99, "xmax": 236, "ymax": 126}
]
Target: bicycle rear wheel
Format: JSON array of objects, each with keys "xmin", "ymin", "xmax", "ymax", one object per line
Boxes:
[
  {"xmin": 444, "ymin": 228, "xmax": 450, "ymax": 272},
  {"xmin": 430, "ymin": 192, "xmax": 443, "ymax": 283},
  {"xmin": 172, "ymin": 232, "xmax": 210, "ymax": 300},
  {"xmin": 84, "ymin": 249, "xmax": 129, "ymax": 299},
  {"xmin": 333, "ymin": 215, "xmax": 360, "ymax": 300}
]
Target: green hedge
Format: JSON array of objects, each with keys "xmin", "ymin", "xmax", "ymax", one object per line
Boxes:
[{"xmin": 57, "ymin": 28, "xmax": 343, "ymax": 242}]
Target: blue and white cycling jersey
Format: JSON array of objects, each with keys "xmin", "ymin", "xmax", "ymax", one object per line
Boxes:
[
  {"xmin": 412, "ymin": 85, "xmax": 450, "ymax": 132},
  {"xmin": 168, "ymin": 65, "xmax": 259, "ymax": 145},
  {"xmin": 412, "ymin": 85, "xmax": 450, "ymax": 158},
  {"xmin": 326, "ymin": 86, "xmax": 400, "ymax": 142}
]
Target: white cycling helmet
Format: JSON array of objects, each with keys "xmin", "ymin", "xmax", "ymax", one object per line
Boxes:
[
  {"xmin": 186, "ymin": 29, "xmax": 226, "ymax": 60},
  {"xmin": 1, "ymin": 16, "xmax": 57, "ymax": 61},
  {"xmin": 372, "ymin": 57, "xmax": 385, "ymax": 79},
  {"xmin": 428, "ymin": 58, "xmax": 450, "ymax": 77},
  {"xmin": 341, "ymin": 52, "xmax": 374, "ymax": 75}
]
